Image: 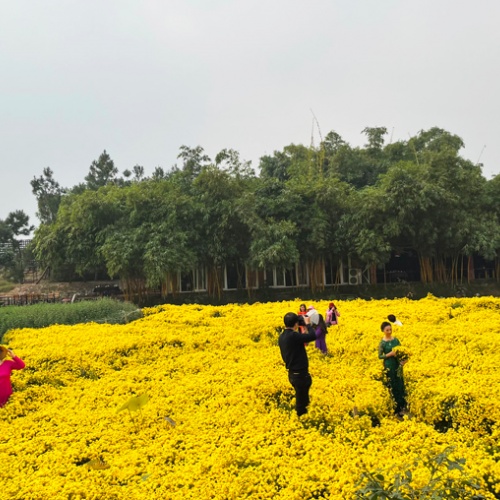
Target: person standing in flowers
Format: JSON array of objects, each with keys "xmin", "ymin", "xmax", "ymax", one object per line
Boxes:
[
  {"xmin": 387, "ymin": 314, "xmax": 403, "ymax": 326},
  {"xmin": 278, "ymin": 312, "xmax": 319, "ymax": 416},
  {"xmin": 0, "ymin": 346, "xmax": 25, "ymax": 407},
  {"xmin": 378, "ymin": 322, "xmax": 407, "ymax": 417},
  {"xmin": 325, "ymin": 302, "xmax": 340, "ymax": 327},
  {"xmin": 314, "ymin": 314, "xmax": 328, "ymax": 354},
  {"xmin": 297, "ymin": 303, "xmax": 308, "ymax": 333}
]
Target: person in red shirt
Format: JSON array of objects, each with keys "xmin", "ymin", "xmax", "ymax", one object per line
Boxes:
[
  {"xmin": 0, "ymin": 346, "xmax": 25, "ymax": 407},
  {"xmin": 297, "ymin": 303, "xmax": 308, "ymax": 333}
]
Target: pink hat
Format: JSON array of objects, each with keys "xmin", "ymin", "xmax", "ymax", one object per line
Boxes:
[{"xmin": 307, "ymin": 305, "xmax": 314, "ymax": 311}]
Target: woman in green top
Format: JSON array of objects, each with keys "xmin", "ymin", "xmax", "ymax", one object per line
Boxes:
[{"xmin": 378, "ymin": 321, "xmax": 407, "ymax": 416}]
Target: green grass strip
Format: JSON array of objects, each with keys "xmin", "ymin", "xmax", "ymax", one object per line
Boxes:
[{"xmin": 0, "ymin": 298, "xmax": 142, "ymax": 341}]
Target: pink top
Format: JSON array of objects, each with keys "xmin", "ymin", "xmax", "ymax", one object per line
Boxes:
[
  {"xmin": 326, "ymin": 308, "xmax": 340, "ymax": 325},
  {"xmin": 0, "ymin": 356, "xmax": 25, "ymax": 407}
]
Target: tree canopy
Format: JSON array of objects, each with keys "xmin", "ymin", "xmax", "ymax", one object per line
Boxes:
[{"xmin": 18, "ymin": 129, "xmax": 500, "ymax": 294}]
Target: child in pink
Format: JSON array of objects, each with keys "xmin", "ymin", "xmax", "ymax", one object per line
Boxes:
[{"xmin": 0, "ymin": 347, "xmax": 25, "ymax": 407}]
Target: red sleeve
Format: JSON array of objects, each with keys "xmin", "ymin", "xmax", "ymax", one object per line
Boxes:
[{"xmin": 10, "ymin": 356, "xmax": 25, "ymax": 370}]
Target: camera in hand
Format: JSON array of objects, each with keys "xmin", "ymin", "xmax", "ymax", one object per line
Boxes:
[{"xmin": 297, "ymin": 316, "xmax": 307, "ymax": 327}]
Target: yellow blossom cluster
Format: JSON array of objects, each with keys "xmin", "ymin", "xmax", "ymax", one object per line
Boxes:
[{"xmin": 1, "ymin": 296, "xmax": 500, "ymax": 499}]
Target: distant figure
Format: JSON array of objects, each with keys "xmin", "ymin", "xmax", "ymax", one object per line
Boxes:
[
  {"xmin": 387, "ymin": 314, "xmax": 403, "ymax": 326},
  {"xmin": 298, "ymin": 304, "xmax": 308, "ymax": 333},
  {"xmin": 314, "ymin": 314, "xmax": 328, "ymax": 354},
  {"xmin": 0, "ymin": 347, "xmax": 25, "ymax": 407},
  {"xmin": 326, "ymin": 302, "xmax": 340, "ymax": 327}
]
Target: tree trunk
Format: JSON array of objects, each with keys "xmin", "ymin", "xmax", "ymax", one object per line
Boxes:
[
  {"xmin": 467, "ymin": 256, "xmax": 475, "ymax": 283},
  {"xmin": 450, "ymin": 255, "xmax": 458, "ymax": 285},
  {"xmin": 308, "ymin": 258, "xmax": 325, "ymax": 292},
  {"xmin": 161, "ymin": 272, "xmax": 179, "ymax": 298},
  {"xmin": 433, "ymin": 256, "xmax": 449, "ymax": 283},
  {"xmin": 418, "ymin": 255, "xmax": 433, "ymax": 284},
  {"xmin": 122, "ymin": 277, "xmax": 146, "ymax": 302},
  {"xmin": 207, "ymin": 266, "xmax": 223, "ymax": 299}
]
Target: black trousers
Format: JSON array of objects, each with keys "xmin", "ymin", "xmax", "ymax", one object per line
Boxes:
[{"xmin": 288, "ymin": 371, "xmax": 312, "ymax": 416}]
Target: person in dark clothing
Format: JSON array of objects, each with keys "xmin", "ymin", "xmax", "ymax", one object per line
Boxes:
[
  {"xmin": 278, "ymin": 312, "xmax": 319, "ymax": 416},
  {"xmin": 378, "ymin": 321, "xmax": 407, "ymax": 416}
]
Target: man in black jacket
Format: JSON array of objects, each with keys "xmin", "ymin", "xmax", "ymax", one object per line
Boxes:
[{"xmin": 278, "ymin": 312, "xmax": 318, "ymax": 416}]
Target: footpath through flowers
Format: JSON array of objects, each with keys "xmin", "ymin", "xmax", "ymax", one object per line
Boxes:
[{"xmin": 1, "ymin": 296, "xmax": 500, "ymax": 499}]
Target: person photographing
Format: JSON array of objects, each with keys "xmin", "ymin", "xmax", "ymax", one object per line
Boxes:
[{"xmin": 278, "ymin": 312, "xmax": 319, "ymax": 417}]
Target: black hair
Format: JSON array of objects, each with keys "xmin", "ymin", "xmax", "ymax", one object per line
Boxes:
[
  {"xmin": 387, "ymin": 314, "xmax": 396, "ymax": 323},
  {"xmin": 284, "ymin": 312, "xmax": 299, "ymax": 328},
  {"xmin": 317, "ymin": 313, "xmax": 327, "ymax": 333},
  {"xmin": 381, "ymin": 321, "xmax": 391, "ymax": 331}
]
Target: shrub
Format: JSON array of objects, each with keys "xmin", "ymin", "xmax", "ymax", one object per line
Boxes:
[
  {"xmin": 0, "ymin": 277, "xmax": 15, "ymax": 293},
  {"xmin": 355, "ymin": 447, "xmax": 485, "ymax": 499},
  {"xmin": 0, "ymin": 298, "xmax": 141, "ymax": 341}
]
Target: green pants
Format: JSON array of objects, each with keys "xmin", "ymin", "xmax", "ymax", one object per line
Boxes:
[{"xmin": 386, "ymin": 366, "xmax": 407, "ymax": 414}]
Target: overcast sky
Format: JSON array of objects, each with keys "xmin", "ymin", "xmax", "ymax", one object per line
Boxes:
[{"xmin": 1, "ymin": 0, "xmax": 499, "ymax": 226}]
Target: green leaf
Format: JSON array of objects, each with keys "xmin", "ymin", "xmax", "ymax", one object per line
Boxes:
[{"xmin": 117, "ymin": 393, "xmax": 149, "ymax": 413}]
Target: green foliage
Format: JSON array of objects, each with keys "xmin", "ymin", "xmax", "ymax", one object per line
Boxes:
[
  {"xmin": 0, "ymin": 210, "xmax": 34, "ymax": 282},
  {"xmin": 362, "ymin": 126, "xmax": 388, "ymax": 152},
  {"xmin": 30, "ymin": 167, "xmax": 63, "ymax": 224},
  {"xmin": 99, "ymin": 227, "xmax": 145, "ymax": 279},
  {"xmin": 259, "ymin": 150, "xmax": 292, "ymax": 182},
  {"xmin": 85, "ymin": 150, "xmax": 118, "ymax": 190},
  {"xmin": 2, "ymin": 210, "xmax": 33, "ymax": 237},
  {"xmin": 355, "ymin": 447, "xmax": 485, "ymax": 499},
  {"xmin": 0, "ymin": 277, "xmax": 15, "ymax": 293},
  {"xmin": 177, "ymin": 145, "xmax": 211, "ymax": 180},
  {"xmin": 249, "ymin": 219, "xmax": 299, "ymax": 269},
  {"xmin": 192, "ymin": 164, "xmax": 252, "ymax": 267},
  {"xmin": 27, "ymin": 128, "xmax": 500, "ymax": 291},
  {"xmin": 0, "ymin": 299, "xmax": 141, "ymax": 342}
]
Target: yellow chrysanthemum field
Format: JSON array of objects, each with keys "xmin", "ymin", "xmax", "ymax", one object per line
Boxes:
[{"xmin": 1, "ymin": 296, "xmax": 500, "ymax": 499}]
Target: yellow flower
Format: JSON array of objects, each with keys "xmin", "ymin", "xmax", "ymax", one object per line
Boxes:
[{"xmin": 0, "ymin": 297, "xmax": 499, "ymax": 499}]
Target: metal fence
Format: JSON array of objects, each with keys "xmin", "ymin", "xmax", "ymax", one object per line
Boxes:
[{"xmin": 0, "ymin": 293, "xmax": 59, "ymax": 306}]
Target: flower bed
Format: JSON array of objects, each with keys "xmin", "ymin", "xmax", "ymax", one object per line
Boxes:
[{"xmin": 1, "ymin": 296, "xmax": 500, "ymax": 499}]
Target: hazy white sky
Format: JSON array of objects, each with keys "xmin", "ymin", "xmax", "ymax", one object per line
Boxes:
[{"xmin": 1, "ymin": 0, "xmax": 499, "ymax": 225}]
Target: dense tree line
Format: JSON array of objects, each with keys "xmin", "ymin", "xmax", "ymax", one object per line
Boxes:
[{"xmin": 20, "ymin": 127, "xmax": 500, "ymax": 296}]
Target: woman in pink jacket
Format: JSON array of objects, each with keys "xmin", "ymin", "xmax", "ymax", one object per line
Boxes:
[
  {"xmin": 325, "ymin": 302, "xmax": 340, "ymax": 327},
  {"xmin": 0, "ymin": 346, "xmax": 25, "ymax": 407}
]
